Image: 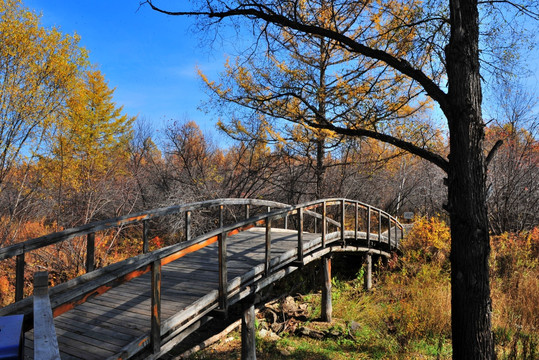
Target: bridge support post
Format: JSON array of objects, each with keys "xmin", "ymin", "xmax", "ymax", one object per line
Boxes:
[
  {"xmin": 321, "ymin": 255, "xmax": 332, "ymax": 322},
  {"xmin": 364, "ymin": 254, "xmax": 372, "ymax": 291},
  {"xmin": 241, "ymin": 295, "xmax": 256, "ymax": 360}
]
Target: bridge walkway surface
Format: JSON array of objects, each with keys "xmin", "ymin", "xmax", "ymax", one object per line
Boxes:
[{"xmin": 25, "ymin": 228, "xmax": 320, "ymax": 359}]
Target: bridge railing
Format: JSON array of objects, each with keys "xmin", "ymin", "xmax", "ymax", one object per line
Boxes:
[
  {"xmin": 0, "ymin": 199, "xmax": 290, "ymax": 303},
  {"xmin": 0, "ymin": 198, "xmax": 403, "ymax": 356}
]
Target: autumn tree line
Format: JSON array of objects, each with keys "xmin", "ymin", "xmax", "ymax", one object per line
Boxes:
[{"xmin": 1, "ymin": 0, "xmax": 537, "ymax": 249}]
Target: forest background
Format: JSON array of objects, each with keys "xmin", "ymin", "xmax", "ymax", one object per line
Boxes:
[{"xmin": 0, "ymin": 0, "xmax": 538, "ymax": 356}]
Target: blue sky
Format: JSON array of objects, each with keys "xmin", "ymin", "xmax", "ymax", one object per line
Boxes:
[
  {"xmin": 24, "ymin": 0, "xmax": 230, "ymax": 136},
  {"xmin": 22, "ymin": 1, "xmax": 538, "ymax": 139}
]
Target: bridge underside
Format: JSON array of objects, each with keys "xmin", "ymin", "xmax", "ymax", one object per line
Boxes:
[{"xmin": 22, "ymin": 228, "xmax": 396, "ymax": 359}]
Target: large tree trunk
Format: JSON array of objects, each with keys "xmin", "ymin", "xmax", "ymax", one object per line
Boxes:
[{"xmin": 446, "ymin": 0, "xmax": 494, "ymax": 358}]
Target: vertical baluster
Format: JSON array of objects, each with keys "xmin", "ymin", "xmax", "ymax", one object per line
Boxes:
[
  {"xmin": 354, "ymin": 202, "xmax": 359, "ymax": 241},
  {"xmin": 387, "ymin": 215, "xmax": 392, "ymax": 249},
  {"xmin": 322, "ymin": 201, "xmax": 326, "ymax": 248},
  {"xmin": 341, "ymin": 200, "xmax": 346, "ymax": 247},
  {"xmin": 265, "ymin": 217, "xmax": 272, "ymax": 276},
  {"xmin": 143, "ymin": 219, "xmax": 149, "ymax": 254},
  {"xmin": 297, "ymin": 208, "xmax": 304, "ymax": 263},
  {"xmin": 394, "ymin": 219, "xmax": 399, "ymax": 247},
  {"xmin": 151, "ymin": 260, "xmax": 161, "ymax": 353},
  {"xmin": 15, "ymin": 253, "xmax": 25, "ymax": 301},
  {"xmin": 245, "ymin": 204, "xmax": 250, "ymax": 219},
  {"xmin": 378, "ymin": 210, "xmax": 382, "ymax": 244},
  {"xmin": 185, "ymin": 210, "xmax": 191, "ymax": 241},
  {"xmin": 284, "ymin": 213, "xmax": 288, "ymax": 230},
  {"xmin": 86, "ymin": 232, "xmax": 95, "ymax": 273},
  {"xmin": 367, "ymin": 206, "xmax": 371, "ymax": 247},
  {"xmin": 218, "ymin": 232, "xmax": 228, "ymax": 312}
]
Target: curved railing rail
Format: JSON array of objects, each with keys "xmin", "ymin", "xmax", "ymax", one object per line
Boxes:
[{"xmin": 0, "ymin": 198, "xmax": 403, "ymax": 358}]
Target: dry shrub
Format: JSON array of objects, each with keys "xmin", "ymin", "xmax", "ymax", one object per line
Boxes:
[
  {"xmin": 400, "ymin": 216, "xmax": 451, "ymax": 268},
  {"xmin": 380, "ymin": 217, "xmax": 452, "ymax": 349},
  {"xmin": 491, "ymin": 228, "xmax": 539, "ymax": 358}
]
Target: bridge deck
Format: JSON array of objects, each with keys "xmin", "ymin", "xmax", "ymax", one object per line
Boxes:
[{"xmin": 23, "ymin": 228, "xmax": 321, "ymax": 359}]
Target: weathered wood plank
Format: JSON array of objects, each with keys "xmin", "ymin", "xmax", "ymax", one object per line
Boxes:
[{"xmin": 33, "ymin": 271, "xmax": 61, "ymax": 360}]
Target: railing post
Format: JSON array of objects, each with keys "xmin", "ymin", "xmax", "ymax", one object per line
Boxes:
[
  {"xmin": 185, "ymin": 210, "xmax": 191, "ymax": 241},
  {"xmin": 86, "ymin": 232, "xmax": 95, "ymax": 273},
  {"xmin": 284, "ymin": 213, "xmax": 288, "ymax": 230},
  {"xmin": 341, "ymin": 200, "xmax": 346, "ymax": 247},
  {"xmin": 395, "ymin": 219, "xmax": 399, "ymax": 247},
  {"xmin": 265, "ymin": 217, "xmax": 272, "ymax": 276},
  {"xmin": 322, "ymin": 201, "xmax": 326, "ymax": 248},
  {"xmin": 151, "ymin": 260, "xmax": 162, "ymax": 353},
  {"xmin": 367, "ymin": 206, "xmax": 371, "ymax": 248},
  {"xmin": 219, "ymin": 205, "xmax": 224, "ymax": 228},
  {"xmin": 354, "ymin": 202, "xmax": 359, "ymax": 242},
  {"xmin": 387, "ymin": 215, "xmax": 392, "ymax": 249},
  {"xmin": 143, "ymin": 220, "xmax": 149, "ymax": 254},
  {"xmin": 15, "ymin": 253, "xmax": 24, "ymax": 301},
  {"xmin": 245, "ymin": 204, "xmax": 250, "ymax": 219},
  {"xmin": 218, "ymin": 232, "xmax": 228, "ymax": 312},
  {"xmin": 297, "ymin": 208, "xmax": 304, "ymax": 263},
  {"xmin": 33, "ymin": 271, "xmax": 60, "ymax": 360},
  {"xmin": 378, "ymin": 210, "xmax": 382, "ymax": 244}
]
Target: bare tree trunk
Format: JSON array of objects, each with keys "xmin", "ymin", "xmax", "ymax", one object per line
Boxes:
[{"xmin": 446, "ymin": 0, "xmax": 494, "ymax": 357}]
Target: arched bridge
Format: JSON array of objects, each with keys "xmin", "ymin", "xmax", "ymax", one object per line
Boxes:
[{"xmin": 0, "ymin": 198, "xmax": 403, "ymax": 359}]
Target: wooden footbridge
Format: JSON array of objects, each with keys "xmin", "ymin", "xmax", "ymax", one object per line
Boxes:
[{"xmin": 0, "ymin": 198, "xmax": 403, "ymax": 359}]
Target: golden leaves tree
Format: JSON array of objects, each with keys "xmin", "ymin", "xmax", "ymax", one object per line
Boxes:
[
  {"xmin": 42, "ymin": 69, "xmax": 135, "ymax": 227},
  {"xmin": 0, "ymin": 0, "xmax": 87, "ymax": 244},
  {"xmin": 200, "ymin": 0, "xmax": 432, "ymax": 199}
]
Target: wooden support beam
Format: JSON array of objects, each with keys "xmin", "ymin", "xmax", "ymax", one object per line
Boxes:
[
  {"xmin": 364, "ymin": 254, "xmax": 372, "ymax": 291},
  {"xmin": 241, "ymin": 298, "xmax": 256, "ymax": 360},
  {"xmin": 321, "ymin": 256, "xmax": 332, "ymax": 322},
  {"xmin": 15, "ymin": 253, "xmax": 24, "ymax": 302},
  {"xmin": 151, "ymin": 260, "xmax": 162, "ymax": 353},
  {"xmin": 33, "ymin": 271, "xmax": 60, "ymax": 360},
  {"xmin": 86, "ymin": 232, "xmax": 95, "ymax": 273}
]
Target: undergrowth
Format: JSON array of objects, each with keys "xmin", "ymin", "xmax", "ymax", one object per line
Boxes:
[{"xmin": 191, "ymin": 217, "xmax": 538, "ymax": 359}]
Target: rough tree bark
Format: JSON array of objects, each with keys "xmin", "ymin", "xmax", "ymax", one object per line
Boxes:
[{"xmin": 445, "ymin": 0, "xmax": 495, "ymax": 356}]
